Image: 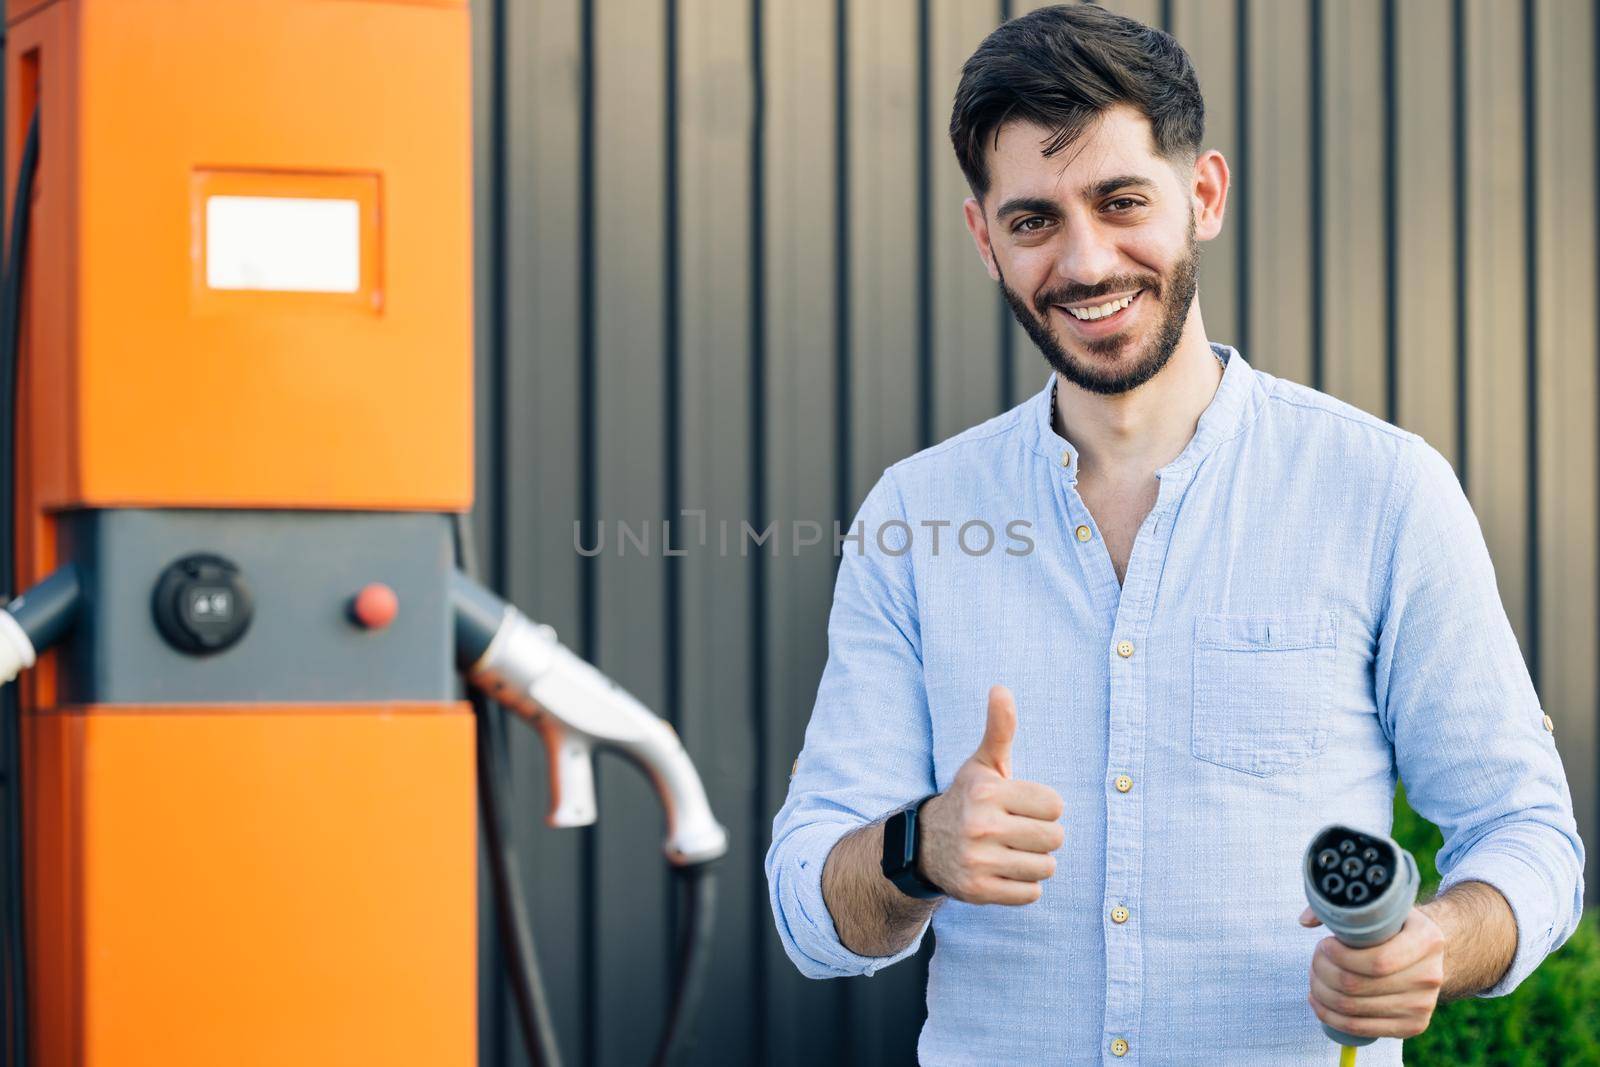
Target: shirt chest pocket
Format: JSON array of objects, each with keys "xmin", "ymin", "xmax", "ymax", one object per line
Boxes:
[{"xmin": 1190, "ymin": 610, "xmax": 1339, "ymax": 777}]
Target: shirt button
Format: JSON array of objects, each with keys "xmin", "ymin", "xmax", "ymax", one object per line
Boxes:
[
  {"xmin": 1111, "ymin": 905, "xmax": 1129, "ymax": 924},
  {"xmin": 1114, "ymin": 774, "xmax": 1133, "ymax": 793},
  {"xmin": 1111, "ymin": 1037, "xmax": 1129, "ymax": 1057},
  {"xmin": 1075, "ymin": 524, "xmax": 1092, "ymax": 542},
  {"xmin": 1543, "ymin": 714, "xmax": 1555, "ymax": 733},
  {"xmin": 1061, "ymin": 449, "xmax": 1073, "ymax": 468},
  {"xmin": 1116, "ymin": 640, "xmax": 1134, "ymax": 658}
]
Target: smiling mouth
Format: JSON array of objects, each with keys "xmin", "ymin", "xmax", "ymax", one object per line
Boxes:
[{"xmin": 1052, "ymin": 289, "xmax": 1145, "ymax": 330}]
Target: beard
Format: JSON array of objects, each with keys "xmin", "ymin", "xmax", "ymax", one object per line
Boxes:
[{"xmin": 998, "ymin": 219, "xmax": 1201, "ymax": 397}]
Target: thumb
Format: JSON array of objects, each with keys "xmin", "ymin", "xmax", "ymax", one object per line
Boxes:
[
  {"xmin": 973, "ymin": 685, "xmax": 1016, "ymax": 778},
  {"xmin": 1298, "ymin": 907, "xmax": 1322, "ymax": 928}
]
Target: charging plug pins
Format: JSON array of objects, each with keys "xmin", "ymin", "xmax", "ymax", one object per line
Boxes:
[{"xmin": 1310, "ymin": 831, "xmax": 1399, "ymax": 908}]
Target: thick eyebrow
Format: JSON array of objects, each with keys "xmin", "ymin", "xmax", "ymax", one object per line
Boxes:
[
  {"xmin": 994, "ymin": 175, "xmax": 1158, "ymax": 221},
  {"xmin": 994, "ymin": 195, "xmax": 1060, "ymax": 221}
]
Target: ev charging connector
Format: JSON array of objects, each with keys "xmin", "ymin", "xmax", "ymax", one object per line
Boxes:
[
  {"xmin": 451, "ymin": 571, "xmax": 729, "ymax": 868},
  {"xmin": 1303, "ymin": 824, "xmax": 1421, "ymax": 1052}
]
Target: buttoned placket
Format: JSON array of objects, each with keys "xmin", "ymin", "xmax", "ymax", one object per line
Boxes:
[
  {"xmin": 1055, "ymin": 444, "xmax": 1199, "ymax": 1067},
  {"xmin": 1040, "ymin": 348, "xmax": 1240, "ymax": 1063}
]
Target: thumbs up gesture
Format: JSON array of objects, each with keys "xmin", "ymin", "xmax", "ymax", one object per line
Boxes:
[{"xmin": 914, "ymin": 686, "xmax": 1066, "ymax": 905}]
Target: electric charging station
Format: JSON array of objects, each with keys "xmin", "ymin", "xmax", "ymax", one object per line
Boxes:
[{"xmin": 0, "ymin": 2, "xmax": 726, "ymax": 1064}]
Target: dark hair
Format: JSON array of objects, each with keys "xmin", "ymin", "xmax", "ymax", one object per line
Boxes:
[{"xmin": 949, "ymin": 4, "xmax": 1205, "ymax": 203}]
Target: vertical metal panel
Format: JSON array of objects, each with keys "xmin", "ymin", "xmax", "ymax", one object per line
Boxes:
[
  {"xmin": 842, "ymin": 1, "xmax": 932, "ymax": 1058},
  {"xmin": 847, "ymin": 0, "xmax": 922, "ymax": 502},
  {"xmin": 1392, "ymin": 0, "xmax": 1460, "ymax": 464},
  {"xmin": 1463, "ymin": 0, "xmax": 1532, "ymax": 648},
  {"xmin": 1319, "ymin": 0, "xmax": 1388, "ymax": 415},
  {"xmin": 1532, "ymin": 0, "xmax": 1600, "ymax": 911},
  {"xmin": 500, "ymin": 2, "xmax": 589, "ymax": 1064},
  {"xmin": 469, "ymin": 1, "xmax": 506, "ymax": 1063},
  {"xmin": 1245, "ymin": 0, "xmax": 1312, "ymax": 383},
  {"xmin": 1169, "ymin": 0, "xmax": 1243, "ymax": 355},
  {"xmin": 929, "ymin": 1, "xmax": 1006, "ymax": 442},
  {"xmin": 676, "ymin": 0, "xmax": 760, "ymax": 1060},
  {"xmin": 758, "ymin": 2, "xmax": 844, "ymax": 1063},
  {"xmin": 591, "ymin": 2, "xmax": 672, "ymax": 1064},
  {"xmin": 1098, "ymin": 0, "xmax": 1163, "ymax": 29}
]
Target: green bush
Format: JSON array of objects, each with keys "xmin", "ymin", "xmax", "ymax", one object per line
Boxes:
[{"xmin": 1391, "ymin": 785, "xmax": 1600, "ymax": 1065}]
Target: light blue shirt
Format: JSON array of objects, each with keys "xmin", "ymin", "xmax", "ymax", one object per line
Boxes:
[{"xmin": 765, "ymin": 344, "xmax": 1586, "ymax": 1065}]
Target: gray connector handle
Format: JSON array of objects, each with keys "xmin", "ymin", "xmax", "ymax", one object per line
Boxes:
[{"xmin": 1303, "ymin": 823, "xmax": 1421, "ymax": 1047}]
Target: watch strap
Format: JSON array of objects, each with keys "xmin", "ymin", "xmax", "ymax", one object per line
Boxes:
[{"xmin": 881, "ymin": 794, "xmax": 943, "ymax": 899}]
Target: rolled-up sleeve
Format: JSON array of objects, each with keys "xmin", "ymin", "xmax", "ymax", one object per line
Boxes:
[
  {"xmin": 765, "ymin": 467, "xmax": 937, "ymax": 979},
  {"xmin": 1374, "ymin": 439, "xmax": 1587, "ymax": 997}
]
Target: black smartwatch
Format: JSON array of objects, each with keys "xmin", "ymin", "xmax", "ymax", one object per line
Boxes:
[{"xmin": 880, "ymin": 794, "xmax": 944, "ymax": 899}]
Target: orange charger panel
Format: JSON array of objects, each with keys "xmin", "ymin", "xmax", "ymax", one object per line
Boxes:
[
  {"xmin": 26, "ymin": 707, "xmax": 477, "ymax": 1067},
  {"xmin": 4, "ymin": 0, "xmax": 473, "ymax": 525},
  {"xmin": 0, "ymin": 2, "xmax": 482, "ymax": 1065}
]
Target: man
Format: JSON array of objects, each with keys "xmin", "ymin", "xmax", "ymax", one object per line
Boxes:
[{"xmin": 764, "ymin": 5, "xmax": 1586, "ymax": 1064}]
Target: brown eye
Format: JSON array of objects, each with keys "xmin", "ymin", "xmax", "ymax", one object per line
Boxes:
[{"xmin": 1107, "ymin": 198, "xmax": 1140, "ymax": 212}]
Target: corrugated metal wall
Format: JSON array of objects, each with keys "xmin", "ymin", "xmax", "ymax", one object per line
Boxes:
[{"xmin": 465, "ymin": 1, "xmax": 1600, "ymax": 1064}]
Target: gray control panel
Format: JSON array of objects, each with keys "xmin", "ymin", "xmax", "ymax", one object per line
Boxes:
[{"xmin": 53, "ymin": 509, "xmax": 457, "ymax": 704}]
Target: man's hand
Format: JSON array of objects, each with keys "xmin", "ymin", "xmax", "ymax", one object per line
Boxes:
[
  {"xmin": 1299, "ymin": 905, "xmax": 1445, "ymax": 1039},
  {"xmin": 916, "ymin": 685, "xmax": 1065, "ymax": 905}
]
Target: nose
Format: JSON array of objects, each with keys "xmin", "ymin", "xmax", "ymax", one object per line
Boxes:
[{"xmin": 1052, "ymin": 220, "xmax": 1123, "ymax": 290}]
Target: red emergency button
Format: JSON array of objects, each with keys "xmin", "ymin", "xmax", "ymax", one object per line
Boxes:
[{"xmin": 350, "ymin": 583, "xmax": 399, "ymax": 630}]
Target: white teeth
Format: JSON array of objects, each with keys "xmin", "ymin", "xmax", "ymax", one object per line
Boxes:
[{"xmin": 1064, "ymin": 292, "xmax": 1136, "ymax": 321}]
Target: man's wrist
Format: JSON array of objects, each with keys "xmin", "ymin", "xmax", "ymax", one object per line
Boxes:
[
  {"xmin": 1419, "ymin": 881, "xmax": 1518, "ymax": 1000},
  {"xmin": 826, "ymin": 820, "xmax": 936, "ymax": 958}
]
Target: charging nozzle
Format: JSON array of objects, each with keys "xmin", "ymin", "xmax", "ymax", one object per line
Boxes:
[
  {"xmin": 1303, "ymin": 824, "xmax": 1420, "ymax": 1048},
  {"xmin": 451, "ymin": 571, "xmax": 730, "ymax": 868}
]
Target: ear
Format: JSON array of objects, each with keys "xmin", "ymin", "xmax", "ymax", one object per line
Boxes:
[
  {"xmin": 1190, "ymin": 149, "xmax": 1229, "ymax": 243},
  {"xmin": 963, "ymin": 196, "xmax": 1002, "ymax": 282}
]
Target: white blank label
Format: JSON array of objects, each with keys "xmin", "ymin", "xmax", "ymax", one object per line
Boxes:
[{"xmin": 205, "ymin": 196, "xmax": 361, "ymax": 293}]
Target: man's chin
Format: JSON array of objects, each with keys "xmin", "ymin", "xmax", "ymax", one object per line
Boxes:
[
  {"xmin": 1054, "ymin": 333, "xmax": 1141, "ymax": 373},
  {"xmin": 1045, "ymin": 335, "xmax": 1166, "ymax": 395},
  {"xmin": 1072, "ymin": 335, "xmax": 1138, "ymax": 361}
]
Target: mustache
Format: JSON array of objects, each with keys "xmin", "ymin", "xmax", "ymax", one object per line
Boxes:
[{"xmin": 1035, "ymin": 275, "xmax": 1161, "ymax": 311}]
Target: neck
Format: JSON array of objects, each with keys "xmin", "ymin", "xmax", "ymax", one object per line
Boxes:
[{"xmin": 1052, "ymin": 315, "xmax": 1222, "ymax": 482}]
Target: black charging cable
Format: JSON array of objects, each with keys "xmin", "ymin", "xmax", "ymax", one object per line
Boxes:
[
  {"xmin": 450, "ymin": 511, "xmax": 718, "ymax": 1067},
  {"xmin": 451, "ymin": 513, "xmax": 563, "ymax": 1067},
  {"xmin": 655, "ymin": 859, "xmax": 717, "ymax": 1067},
  {"xmin": 0, "ymin": 103, "xmax": 41, "ymax": 1067}
]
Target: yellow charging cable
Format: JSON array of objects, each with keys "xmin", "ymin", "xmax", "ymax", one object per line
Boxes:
[{"xmin": 1339, "ymin": 1045, "xmax": 1357, "ymax": 1067}]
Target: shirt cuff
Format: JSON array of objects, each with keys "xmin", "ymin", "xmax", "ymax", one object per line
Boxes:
[
  {"xmin": 1436, "ymin": 850, "xmax": 1555, "ymax": 998},
  {"xmin": 769, "ymin": 819, "xmax": 934, "ymax": 980}
]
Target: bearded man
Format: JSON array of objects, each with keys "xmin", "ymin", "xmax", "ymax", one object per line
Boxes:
[{"xmin": 766, "ymin": 5, "xmax": 1585, "ymax": 1064}]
